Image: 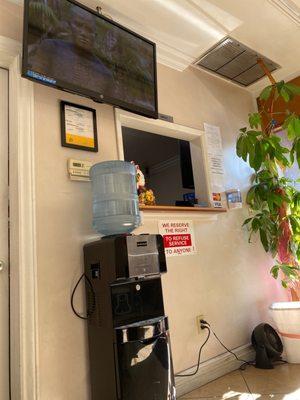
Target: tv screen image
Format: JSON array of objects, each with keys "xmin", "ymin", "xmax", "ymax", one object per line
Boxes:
[{"xmin": 22, "ymin": 0, "xmax": 158, "ymax": 118}]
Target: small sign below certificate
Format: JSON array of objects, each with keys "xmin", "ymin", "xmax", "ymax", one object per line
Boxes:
[{"xmin": 61, "ymin": 101, "xmax": 98, "ymax": 152}]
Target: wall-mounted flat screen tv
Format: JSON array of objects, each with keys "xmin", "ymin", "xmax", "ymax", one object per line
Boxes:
[{"xmin": 22, "ymin": 0, "xmax": 158, "ymax": 118}]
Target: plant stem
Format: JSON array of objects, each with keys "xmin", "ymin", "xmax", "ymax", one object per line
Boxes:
[
  {"xmin": 257, "ymin": 58, "xmax": 277, "ymax": 85},
  {"xmin": 257, "ymin": 58, "xmax": 278, "ymax": 136}
]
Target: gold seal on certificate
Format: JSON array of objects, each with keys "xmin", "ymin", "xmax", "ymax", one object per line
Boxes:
[{"xmin": 61, "ymin": 101, "xmax": 98, "ymax": 152}]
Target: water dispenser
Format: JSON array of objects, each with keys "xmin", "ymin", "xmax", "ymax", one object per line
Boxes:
[{"xmin": 84, "ymin": 161, "xmax": 176, "ymax": 399}]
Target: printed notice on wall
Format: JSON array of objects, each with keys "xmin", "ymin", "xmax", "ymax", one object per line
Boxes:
[
  {"xmin": 65, "ymin": 105, "xmax": 95, "ymax": 148},
  {"xmin": 204, "ymin": 123, "xmax": 225, "ymax": 208},
  {"xmin": 158, "ymin": 220, "xmax": 196, "ymax": 257}
]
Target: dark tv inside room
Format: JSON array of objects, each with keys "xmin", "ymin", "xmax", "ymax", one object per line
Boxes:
[{"xmin": 122, "ymin": 127, "xmax": 195, "ymax": 206}]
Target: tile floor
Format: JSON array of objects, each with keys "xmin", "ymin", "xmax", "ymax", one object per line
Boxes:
[{"xmin": 180, "ymin": 364, "xmax": 300, "ymax": 400}]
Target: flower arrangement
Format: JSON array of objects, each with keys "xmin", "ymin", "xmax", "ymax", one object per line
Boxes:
[
  {"xmin": 131, "ymin": 162, "xmax": 156, "ymax": 206},
  {"xmin": 139, "ymin": 189, "xmax": 156, "ymax": 206}
]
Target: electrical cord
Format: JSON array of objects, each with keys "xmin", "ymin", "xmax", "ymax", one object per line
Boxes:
[
  {"xmin": 71, "ymin": 273, "xmax": 96, "ymax": 320},
  {"xmin": 200, "ymin": 320, "xmax": 254, "ymax": 369},
  {"xmin": 175, "ymin": 326, "xmax": 211, "ymax": 377}
]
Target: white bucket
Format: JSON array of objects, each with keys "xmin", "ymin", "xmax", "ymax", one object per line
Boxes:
[{"xmin": 270, "ymin": 301, "xmax": 300, "ymax": 363}]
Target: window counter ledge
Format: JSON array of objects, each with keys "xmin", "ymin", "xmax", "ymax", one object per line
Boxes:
[{"xmin": 139, "ymin": 205, "xmax": 227, "ymax": 222}]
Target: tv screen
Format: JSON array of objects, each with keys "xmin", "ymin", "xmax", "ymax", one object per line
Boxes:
[{"xmin": 22, "ymin": 0, "xmax": 158, "ymax": 118}]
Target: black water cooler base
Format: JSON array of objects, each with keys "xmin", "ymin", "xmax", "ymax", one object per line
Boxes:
[
  {"xmin": 84, "ymin": 235, "xmax": 176, "ymax": 400},
  {"xmin": 117, "ymin": 317, "xmax": 176, "ymax": 400}
]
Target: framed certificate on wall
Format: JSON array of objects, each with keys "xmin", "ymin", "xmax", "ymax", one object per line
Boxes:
[{"xmin": 60, "ymin": 101, "xmax": 98, "ymax": 152}]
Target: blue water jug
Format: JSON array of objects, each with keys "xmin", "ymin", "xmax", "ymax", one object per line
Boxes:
[{"xmin": 90, "ymin": 161, "xmax": 141, "ymax": 236}]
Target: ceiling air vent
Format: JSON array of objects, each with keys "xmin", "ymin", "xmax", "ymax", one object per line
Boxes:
[{"xmin": 194, "ymin": 37, "xmax": 280, "ymax": 87}]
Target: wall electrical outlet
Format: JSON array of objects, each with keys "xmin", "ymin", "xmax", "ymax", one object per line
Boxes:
[{"xmin": 196, "ymin": 314, "xmax": 205, "ymax": 334}]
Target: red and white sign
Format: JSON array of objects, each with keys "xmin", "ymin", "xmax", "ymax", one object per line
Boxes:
[{"xmin": 158, "ymin": 220, "xmax": 196, "ymax": 257}]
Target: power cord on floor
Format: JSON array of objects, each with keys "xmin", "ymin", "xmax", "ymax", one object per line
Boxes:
[
  {"xmin": 176, "ymin": 319, "xmax": 256, "ymax": 378},
  {"xmin": 71, "ymin": 273, "xmax": 96, "ymax": 320},
  {"xmin": 200, "ymin": 320, "xmax": 254, "ymax": 370},
  {"xmin": 175, "ymin": 326, "xmax": 211, "ymax": 377}
]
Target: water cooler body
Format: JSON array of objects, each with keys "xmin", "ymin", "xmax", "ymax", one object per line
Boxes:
[{"xmin": 84, "ymin": 234, "xmax": 176, "ymax": 400}]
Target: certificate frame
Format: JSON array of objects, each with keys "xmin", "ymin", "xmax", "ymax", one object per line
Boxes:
[{"xmin": 60, "ymin": 101, "xmax": 98, "ymax": 152}]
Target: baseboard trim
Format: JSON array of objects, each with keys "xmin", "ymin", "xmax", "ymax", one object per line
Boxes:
[{"xmin": 175, "ymin": 343, "xmax": 255, "ymax": 397}]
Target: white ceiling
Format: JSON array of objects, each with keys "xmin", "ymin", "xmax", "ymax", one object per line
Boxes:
[
  {"xmin": 85, "ymin": 0, "xmax": 243, "ymax": 71},
  {"xmin": 81, "ymin": 0, "xmax": 300, "ymax": 92},
  {"xmin": 11, "ymin": 0, "xmax": 300, "ymax": 92}
]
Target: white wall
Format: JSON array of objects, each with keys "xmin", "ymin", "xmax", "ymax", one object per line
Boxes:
[
  {"xmin": 137, "ymin": 64, "xmax": 288, "ymax": 371},
  {"xmin": 1, "ymin": 1, "xmax": 288, "ymax": 398},
  {"xmin": 33, "ymin": 65, "xmax": 287, "ymax": 399},
  {"xmin": 34, "ymin": 87, "xmax": 116, "ymax": 399}
]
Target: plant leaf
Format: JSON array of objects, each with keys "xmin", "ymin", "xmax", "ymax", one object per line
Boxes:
[
  {"xmin": 285, "ymin": 83, "xmax": 300, "ymax": 96},
  {"xmin": 242, "ymin": 217, "xmax": 253, "ymax": 226},
  {"xmin": 246, "ymin": 186, "xmax": 256, "ymax": 205},
  {"xmin": 270, "ymin": 193, "xmax": 284, "ymax": 207},
  {"xmin": 260, "ymin": 85, "xmax": 273, "ymax": 101},
  {"xmin": 252, "ymin": 218, "xmax": 261, "ymax": 232},
  {"xmin": 249, "ymin": 113, "xmax": 262, "ymax": 129},
  {"xmin": 296, "ymin": 139, "xmax": 300, "ymax": 168},
  {"xmin": 236, "ymin": 136, "xmax": 244, "ymax": 158},
  {"xmin": 242, "ymin": 137, "xmax": 249, "ymax": 162},
  {"xmin": 280, "ymin": 86, "xmax": 290, "ymax": 102},
  {"xmin": 259, "ymin": 228, "xmax": 269, "ymax": 252},
  {"xmin": 285, "ymin": 115, "xmax": 300, "ymax": 140},
  {"xmin": 271, "ymin": 265, "xmax": 279, "ymax": 279},
  {"xmin": 281, "ymin": 280, "xmax": 288, "ymax": 288},
  {"xmin": 252, "ymin": 141, "xmax": 263, "ymax": 171}
]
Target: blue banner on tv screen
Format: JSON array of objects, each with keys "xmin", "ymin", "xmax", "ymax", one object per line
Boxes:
[{"xmin": 27, "ymin": 70, "xmax": 56, "ymax": 85}]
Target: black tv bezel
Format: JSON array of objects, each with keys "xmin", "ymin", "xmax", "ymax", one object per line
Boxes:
[{"xmin": 22, "ymin": 0, "xmax": 158, "ymax": 119}]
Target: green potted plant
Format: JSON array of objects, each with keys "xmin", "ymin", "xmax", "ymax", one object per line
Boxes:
[
  {"xmin": 236, "ymin": 62, "xmax": 300, "ymax": 363},
  {"xmin": 236, "ymin": 61, "xmax": 300, "ymax": 299}
]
